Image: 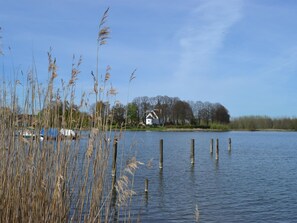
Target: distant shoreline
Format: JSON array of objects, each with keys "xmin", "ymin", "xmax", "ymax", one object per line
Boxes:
[{"xmin": 121, "ymin": 127, "xmax": 297, "ymax": 132}]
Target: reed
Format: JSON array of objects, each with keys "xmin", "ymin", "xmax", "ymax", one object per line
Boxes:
[{"xmin": 0, "ymin": 8, "xmax": 140, "ymax": 222}]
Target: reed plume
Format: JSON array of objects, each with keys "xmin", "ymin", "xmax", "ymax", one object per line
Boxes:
[{"xmin": 98, "ymin": 7, "xmax": 110, "ymax": 46}]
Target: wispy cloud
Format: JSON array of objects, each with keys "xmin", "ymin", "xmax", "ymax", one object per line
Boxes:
[{"xmin": 175, "ymin": 0, "xmax": 244, "ymax": 79}]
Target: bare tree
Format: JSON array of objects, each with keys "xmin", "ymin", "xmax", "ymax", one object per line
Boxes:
[{"xmin": 172, "ymin": 100, "xmax": 193, "ymax": 125}]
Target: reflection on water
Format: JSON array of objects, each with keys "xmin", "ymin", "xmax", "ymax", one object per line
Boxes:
[{"xmin": 158, "ymin": 169, "xmax": 164, "ymax": 209}]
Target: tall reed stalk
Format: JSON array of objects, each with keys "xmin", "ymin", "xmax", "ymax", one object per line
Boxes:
[{"xmin": 0, "ymin": 8, "xmax": 141, "ymax": 222}]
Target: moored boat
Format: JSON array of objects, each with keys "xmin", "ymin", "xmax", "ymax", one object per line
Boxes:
[
  {"xmin": 59, "ymin": 128, "xmax": 77, "ymax": 139},
  {"xmin": 40, "ymin": 128, "xmax": 78, "ymax": 140}
]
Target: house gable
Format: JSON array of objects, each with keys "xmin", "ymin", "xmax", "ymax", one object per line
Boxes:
[{"xmin": 145, "ymin": 110, "xmax": 159, "ymax": 125}]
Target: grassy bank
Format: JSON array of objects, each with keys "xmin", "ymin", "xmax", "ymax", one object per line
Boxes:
[{"xmin": 123, "ymin": 124, "xmax": 230, "ymax": 132}]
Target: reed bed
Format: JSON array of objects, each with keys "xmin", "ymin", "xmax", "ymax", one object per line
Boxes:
[{"xmin": 0, "ymin": 9, "xmax": 140, "ymax": 222}]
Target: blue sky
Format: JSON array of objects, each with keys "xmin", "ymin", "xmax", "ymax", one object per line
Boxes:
[{"xmin": 1, "ymin": 0, "xmax": 297, "ymax": 117}]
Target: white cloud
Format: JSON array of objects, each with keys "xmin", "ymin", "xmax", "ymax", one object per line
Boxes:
[{"xmin": 174, "ymin": 0, "xmax": 244, "ymax": 80}]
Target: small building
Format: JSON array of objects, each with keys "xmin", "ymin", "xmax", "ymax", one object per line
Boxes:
[{"xmin": 145, "ymin": 110, "xmax": 160, "ymax": 126}]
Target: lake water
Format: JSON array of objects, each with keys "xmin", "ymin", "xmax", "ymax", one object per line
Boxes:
[{"xmin": 114, "ymin": 131, "xmax": 297, "ymax": 222}]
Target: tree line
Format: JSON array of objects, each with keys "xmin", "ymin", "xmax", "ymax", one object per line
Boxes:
[
  {"xmin": 5, "ymin": 97, "xmax": 297, "ymax": 131},
  {"xmin": 119, "ymin": 96, "xmax": 230, "ymax": 127},
  {"xmin": 35, "ymin": 95, "xmax": 231, "ymax": 128},
  {"xmin": 230, "ymin": 116, "xmax": 297, "ymax": 131}
]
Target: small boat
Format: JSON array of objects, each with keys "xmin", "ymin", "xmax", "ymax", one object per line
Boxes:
[
  {"xmin": 40, "ymin": 128, "xmax": 59, "ymax": 140},
  {"xmin": 40, "ymin": 128, "xmax": 78, "ymax": 140},
  {"xmin": 59, "ymin": 128, "xmax": 77, "ymax": 140},
  {"xmin": 21, "ymin": 129, "xmax": 36, "ymax": 138},
  {"xmin": 16, "ymin": 127, "xmax": 45, "ymax": 141}
]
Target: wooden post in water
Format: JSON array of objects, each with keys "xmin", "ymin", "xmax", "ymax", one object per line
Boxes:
[
  {"xmin": 216, "ymin": 138, "xmax": 219, "ymax": 160},
  {"xmin": 210, "ymin": 138, "xmax": 213, "ymax": 154},
  {"xmin": 159, "ymin": 139, "xmax": 163, "ymax": 169},
  {"xmin": 111, "ymin": 139, "xmax": 118, "ymax": 190},
  {"xmin": 228, "ymin": 138, "xmax": 232, "ymax": 151},
  {"xmin": 191, "ymin": 139, "xmax": 195, "ymax": 165},
  {"xmin": 210, "ymin": 138, "xmax": 214, "ymax": 154},
  {"xmin": 145, "ymin": 178, "xmax": 149, "ymax": 193}
]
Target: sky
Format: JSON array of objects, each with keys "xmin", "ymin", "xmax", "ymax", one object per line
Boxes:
[{"xmin": 1, "ymin": 0, "xmax": 297, "ymax": 117}]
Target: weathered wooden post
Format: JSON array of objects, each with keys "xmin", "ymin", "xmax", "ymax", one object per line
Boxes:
[
  {"xmin": 216, "ymin": 138, "xmax": 219, "ymax": 160},
  {"xmin": 191, "ymin": 139, "xmax": 195, "ymax": 165},
  {"xmin": 159, "ymin": 139, "xmax": 163, "ymax": 169},
  {"xmin": 144, "ymin": 178, "xmax": 149, "ymax": 204},
  {"xmin": 145, "ymin": 178, "xmax": 149, "ymax": 193},
  {"xmin": 228, "ymin": 138, "xmax": 232, "ymax": 151},
  {"xmin": 210, "ymin": 138, "xmax": 214, "ymax": 154},
  {"xmin": 111, "ymin": 139, "xmax": 118, "ymax": 190}
]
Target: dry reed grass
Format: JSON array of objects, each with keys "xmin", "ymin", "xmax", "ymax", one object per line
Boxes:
[{"xmin": 0, "ymin": 8, "xmax": 140, "ymax": 223}]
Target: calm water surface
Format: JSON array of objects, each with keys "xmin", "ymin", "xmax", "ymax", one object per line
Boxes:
[{"xmin": 115, "ymin": 131, "xmax": 297, "ymax": 222}]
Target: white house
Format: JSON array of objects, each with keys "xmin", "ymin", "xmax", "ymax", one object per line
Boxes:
[{"xmin": 145, "ymin": 110, "xmax": 159, "ymax": 125}]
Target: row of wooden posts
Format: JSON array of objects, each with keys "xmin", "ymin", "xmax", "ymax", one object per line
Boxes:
[
  {"xmin": 111, "ymin": 138, "xmax": 232, "ymax": 195},
  {"xmin": 159, "ymin": 138, "xmax": 232, "ymax": 168}
]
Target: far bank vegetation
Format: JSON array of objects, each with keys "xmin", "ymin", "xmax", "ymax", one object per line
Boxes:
[
  {"xmin": 230, "ymin": 116, "xmax": 297, "ymax": 131},
  {"xmin": 9, "ymin": 94, "xmax": 297, "ymax": 131}
]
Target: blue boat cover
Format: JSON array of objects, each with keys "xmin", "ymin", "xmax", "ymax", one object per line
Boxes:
[{"xmin": 40, "ymin": 128, "xmax": 59, "ymax": 138}]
